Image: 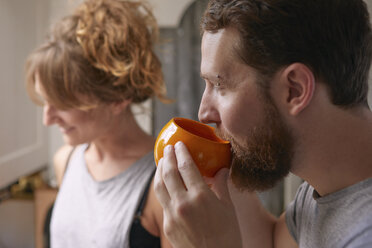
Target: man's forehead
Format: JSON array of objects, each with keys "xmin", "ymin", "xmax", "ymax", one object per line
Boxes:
[
  {"xmin": 202, "ymin": 28, "xmax": 240, "ymax": 53},
  {"xmin": 201, "ymin": 28, "xmax": 242, "ymax": 77}
]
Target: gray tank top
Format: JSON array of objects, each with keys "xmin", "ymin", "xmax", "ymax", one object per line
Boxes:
[{"xmin": 50, "ymin": 144, "xmax": 156, "ymax": 248}]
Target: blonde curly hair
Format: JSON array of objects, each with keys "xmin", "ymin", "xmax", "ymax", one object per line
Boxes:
[{"xmin": 26, "ymin": 0, "xmax": 168, "ymax": 110}]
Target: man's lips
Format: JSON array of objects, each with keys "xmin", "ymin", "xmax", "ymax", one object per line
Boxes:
[{"xmin": 214, "ymin": 127, "xmax": 229, "ymax": 141}]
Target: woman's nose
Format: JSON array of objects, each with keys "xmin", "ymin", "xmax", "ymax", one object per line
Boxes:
[
  {"xmin": 43, "ymin": 104, "xmax": 57, "ymax": 126},
  {"xmin": 198, "ymin": 90, "xmax": 220, "ymax": 125}
]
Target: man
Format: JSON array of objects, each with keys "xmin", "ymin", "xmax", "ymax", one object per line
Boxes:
[{"xmin": 154, "ymin": 0, "xmax": 372, "ymax": 247}]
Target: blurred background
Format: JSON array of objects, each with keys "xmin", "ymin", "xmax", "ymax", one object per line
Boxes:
[{"xmin": 0, "ymin": 0, "xmax": 371, "ymax": 247}]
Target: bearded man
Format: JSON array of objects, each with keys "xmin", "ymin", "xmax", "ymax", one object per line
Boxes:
[{"xmin": 154, "ymin": 0, "xmax": 372, "ymax": 247}]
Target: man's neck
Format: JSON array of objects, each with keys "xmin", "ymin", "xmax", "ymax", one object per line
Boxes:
[{"xmin": 291, "ymin": 105, "xmax": 372, "ymax": 197}]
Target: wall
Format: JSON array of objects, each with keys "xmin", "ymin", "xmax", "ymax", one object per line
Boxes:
[
  {"xmin": 0, "ymin": 200, "xmax": 35, "ymax": 248},
  {"xmin": 0, "ymin": 0, "xmax": 49, "ymax": 247}
]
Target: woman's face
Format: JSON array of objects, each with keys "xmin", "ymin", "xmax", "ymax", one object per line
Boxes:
[{"xmin": 34, "ymin": 75, "xmax": 115, "ymax": 146}]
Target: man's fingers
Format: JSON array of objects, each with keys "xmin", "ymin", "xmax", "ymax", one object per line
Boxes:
[
  {"xmin": 161, "ymin": 145, "xmax": 187, "ymax": 197},
  {"xmin": 174, "ymin": 141, "xmax": 208, "ymax": 191},
  {"xmin": 210, "ymin": 168, "xmax": 232, "ymax": 202},
  {"xmin": 154, "ymin": 158, "xmax": 171, "ymax": 207}
]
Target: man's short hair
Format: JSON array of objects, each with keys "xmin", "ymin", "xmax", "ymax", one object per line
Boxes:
[{"xmin": 201, "ymin": 0, "xmax": 372, "ymax": 107}]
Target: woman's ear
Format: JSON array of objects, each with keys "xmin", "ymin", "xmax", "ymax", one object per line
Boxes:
[
  {"xmin": 111, "ymin": 99, "xmax": 132, "ymax": 115},
  {"xmin": 281, "ymin": 63, "xmax": 315, "ymax": 116}
]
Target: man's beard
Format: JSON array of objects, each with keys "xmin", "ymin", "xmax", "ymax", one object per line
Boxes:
[{"xmin": 216, "ymin": 95, "xmax": 294, "ymax": 192}]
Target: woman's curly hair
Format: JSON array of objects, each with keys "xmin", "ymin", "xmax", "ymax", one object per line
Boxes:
[{"xmin": 26, "ymin": 0, "xmax": 168, "ymax": 110}]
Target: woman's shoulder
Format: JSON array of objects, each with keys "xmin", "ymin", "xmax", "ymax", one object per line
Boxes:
[{"xmin": 53, "ymin": 145, "xmax": 75, "ymax": 187}]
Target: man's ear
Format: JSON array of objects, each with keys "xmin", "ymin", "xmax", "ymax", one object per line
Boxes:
[
  {"xmin": 281, "ymin": 63, "xmax": 315, "ymax": 116},
  {"xmin": 111, "ymin": 99, "xmax": 132, "ymax": 115}
]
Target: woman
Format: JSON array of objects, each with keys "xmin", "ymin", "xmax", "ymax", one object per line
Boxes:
[{"xmin": 25, "ymin": 0, "xmax": 171, "ymax": 247}]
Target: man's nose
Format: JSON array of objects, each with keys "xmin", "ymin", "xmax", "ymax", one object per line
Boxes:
[{"xmin": 198, "ymin": 90, "xmax": 220, "ymax": 125}]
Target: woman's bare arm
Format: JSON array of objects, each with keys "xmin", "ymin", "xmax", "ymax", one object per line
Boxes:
[{"xmin": 53, "ymin": 145, "xmax": 74, "ymax": 188}]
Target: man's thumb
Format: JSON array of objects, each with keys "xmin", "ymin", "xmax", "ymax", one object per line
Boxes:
[{"xmin": 210, "ymin": 168, "xmax": 231, "ymax": 202}]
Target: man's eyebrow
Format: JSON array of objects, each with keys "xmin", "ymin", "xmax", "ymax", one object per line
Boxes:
[
  {"xmin": 200, "ymin": 72, "xmax": 208, "ymax": 80},
  {"xmin": 200, "ymin": 73, "xmax": 224, "ymax": 81}
]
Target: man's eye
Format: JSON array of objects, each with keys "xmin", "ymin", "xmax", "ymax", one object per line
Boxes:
[{"xmin": 204, "ymin": 79, "xmax": 222, "ymax": 89}]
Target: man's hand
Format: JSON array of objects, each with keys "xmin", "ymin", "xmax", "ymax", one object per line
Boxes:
[{"xmin": 154, "ymin": 141, "xmax": 242, "ymax": 248}]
